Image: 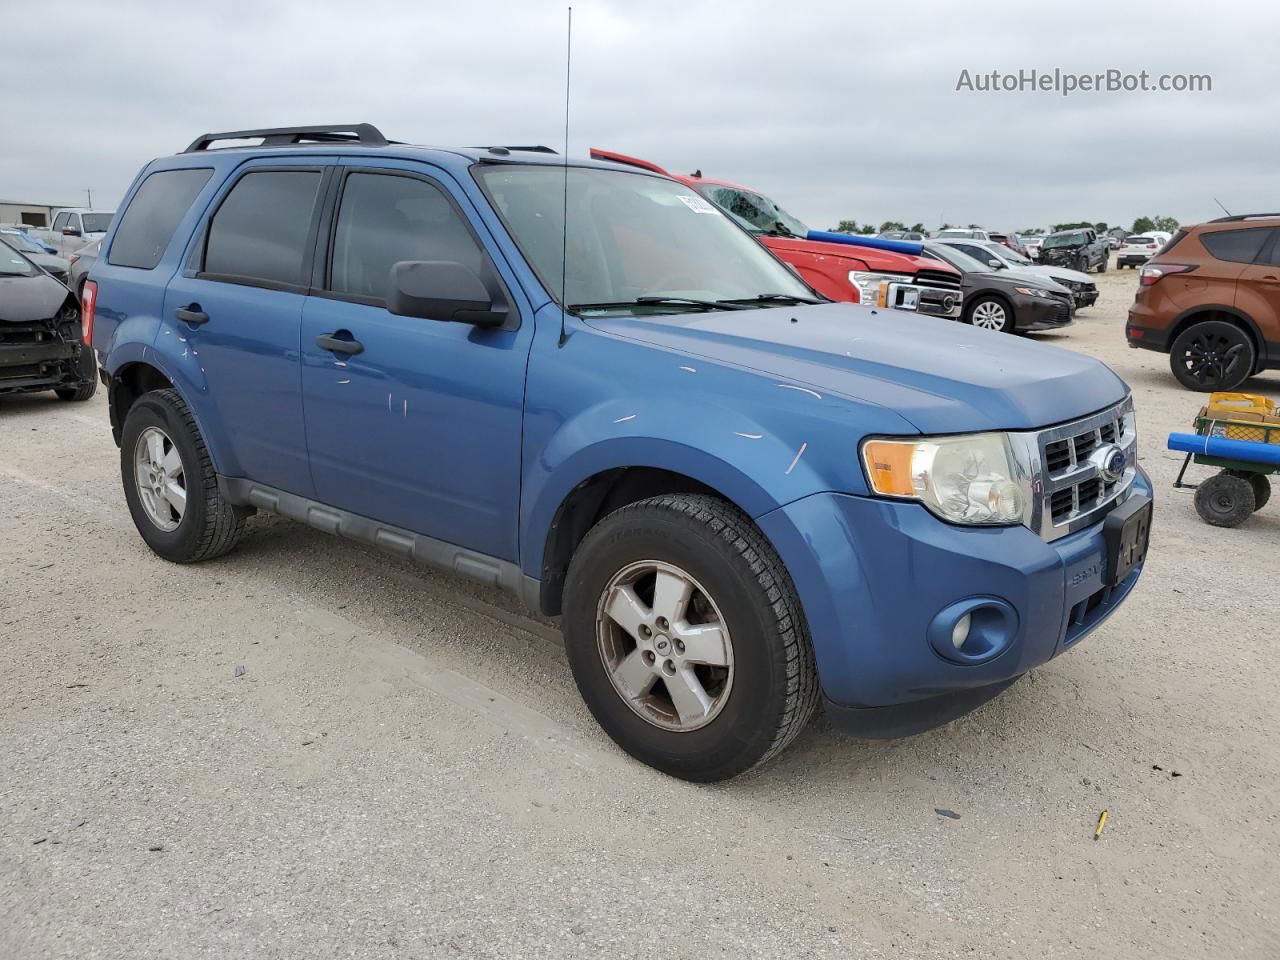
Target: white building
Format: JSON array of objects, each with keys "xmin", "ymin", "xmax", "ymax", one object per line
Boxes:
[{"xmin": 0, "ymin": 200, "xmax": 67, "ymax": 229}]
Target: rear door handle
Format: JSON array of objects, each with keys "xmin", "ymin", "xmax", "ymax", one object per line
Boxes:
[
  {"xmin": 175, "ymin": 305, "xmax": 209, "ymax": 325},
  {"xmin": 315, "ymin": 332, "xmax": 364, "ymax": 355},
  {"xmin": 1260, "ymin": 275, "xmax": 1280, "ymax": 284}
]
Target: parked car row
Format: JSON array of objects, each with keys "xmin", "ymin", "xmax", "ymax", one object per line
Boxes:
[{"xmin": 67, "ymin": 123, "xmax": 1150, "ymax": 781}]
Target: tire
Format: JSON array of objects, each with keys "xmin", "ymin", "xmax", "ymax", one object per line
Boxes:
[
  {"xmin": 54, "ymin": 346, "xmax": 97, "ymax": 402},
  {"xmin": 966, "ymin": 295, "xmax": 1015, "ymax": 333},
  {"xmin": 1227, "ymin": 471, "xmax": 1271, "ymax": 511},
  {"xmin": 562, "ymin": 493, "xmax": 820, "ymax": 782},
  {"xmin": 1098, "ymin": 255, "xmax": 1108, "ymax": 273},
  {"xmin": 120, "ymin": 388, "xmax": 248, "ymax": 563},
  {"xmin": 1194, "ymin": 472, "xmax": 1255, "ymax": 527},
  {"xmin": 1169, "ymin": 321, "xmax": 1256, "ymax": 391}
]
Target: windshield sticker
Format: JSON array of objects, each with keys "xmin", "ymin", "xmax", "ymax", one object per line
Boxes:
[{"xmin": 677, "ymin": 194, "xmax": 720, "ymax": 215}]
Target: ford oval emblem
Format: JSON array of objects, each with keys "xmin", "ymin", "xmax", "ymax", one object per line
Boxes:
[{"xmin": 1091, "ymin": 444, "xmax": 1127, "ymax": 483}]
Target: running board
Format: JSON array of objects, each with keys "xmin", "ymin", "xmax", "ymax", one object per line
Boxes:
[{"xmin": 218, "ymin": 477, "xmax": 542, "ymax": 612}]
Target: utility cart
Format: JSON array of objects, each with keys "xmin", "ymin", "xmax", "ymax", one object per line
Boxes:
[{"xmin": 1169, "ymin": 395, "xmax": 1280, "ymax": 527}]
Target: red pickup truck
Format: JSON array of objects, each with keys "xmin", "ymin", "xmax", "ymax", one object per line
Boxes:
[{"xmin": 590, "ymin": 149, "xmax": 963, "ymax": 320}]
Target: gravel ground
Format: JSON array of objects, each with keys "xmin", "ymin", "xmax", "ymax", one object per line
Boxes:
[{"xmin": 2, "ymin": 258, "xmax": 1278, "ymax": 959}]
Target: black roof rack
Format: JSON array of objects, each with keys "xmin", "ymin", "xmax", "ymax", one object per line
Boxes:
[
  {"xmin": 183, "ymin": 123, "xmax": 390, "ymax": 153},
  {"xmin": 473, "ymin": 145, "xmax": 558, "ymax": 156},
  {"xmin": 1209, "ymin": 213, "xmax": 1280, "ymax": 223}
]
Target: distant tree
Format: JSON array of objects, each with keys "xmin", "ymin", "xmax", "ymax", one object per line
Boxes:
[
  {"xmin": 1153, "ymin": 215, "xmax": 1180, "ymax": 233},
  {"xmin": 1131, "ymin": 216, "xmax": 1156, "ymax": 234},
  {"xmin": 1093, "ymin": 222, "xmax": 1108, "ymax": 232},
  {"xmin": 909, "ymin": 223, "xmax": 926, "ymax": 233},
  {"xmin": 878, "ymin": 220, "xmax": 907, "ymax": 233},
  {"xmin": 1020, "ymin": 227, "xmax": 1045, "ymax": 236},
  {"xmin": 832, "ymin": 219, "xmax": 875, "ymax": 234},
  {"xmin": 1053, "ymin": 221, "xmax": 1094, "ymax": 231},
  {"xmin": 967, "ymin": 223, "xmax": 982, "ymax": 229},
  {"xmin": 939, "ymin": 222, "xmax": 954, "ymax": 230}
]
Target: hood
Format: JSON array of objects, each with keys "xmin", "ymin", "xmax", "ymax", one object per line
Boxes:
[
  {"xmin": 0, "ymin": 272, "xmax": 72, "ymax": 323},
  {"xmin": 991, "ymin": 269, "xmax": 1072, "ymax": 294},
  {"xmin": 586, "ymin": 302, "xmax": 1127, "ymax": 433},
  {"xmin": 1027, "ymin": 264, "xmax": 1092, "ymax": 285},
  {"xmin": 31, "ymin": 254, "xmax": 70, "ymax": 274},
  {"xmin": 761, "ymin": 235, "xmax": 956, "ymax": 276}
]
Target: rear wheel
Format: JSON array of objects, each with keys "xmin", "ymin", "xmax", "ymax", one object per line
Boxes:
[
  {"xmin": 562, "ymin": 494, "xmax": 819, "ymax": 781},
  {"xmin": 120, "ymin": 388, "xmax": 249, "ymax": 562},
  {"xmin": 1169, "ymin": 321, "xmax": 1256, "ymax": 391},
  {"xmin": 967, "ymin": 295, "xmax": 1015, "ymax": 333},
  {"xmin": 1227, "ymin": 470, "xmax": 1271, "ymax": 511},
  {"xmin": 1194, "ymin": 472, "xmax": 1255, "ymax": 527}
]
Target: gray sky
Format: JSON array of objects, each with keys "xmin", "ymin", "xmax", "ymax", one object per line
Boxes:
[{"xmin": 5, "ymin": 0, "xmax": 1275, "ymax": 233}]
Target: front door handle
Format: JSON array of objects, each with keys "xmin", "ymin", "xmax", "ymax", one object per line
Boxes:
[
  {"xmin": 1259, "ymin": 275, "xmax": 1280, "ymax": 284},
  {"xmin": 315, "ymin": 332, "xmax": 364, "ymax": 355},
  {"xmin": 175, "ymin": 305, "xmax": 209, "ymax": 325}
]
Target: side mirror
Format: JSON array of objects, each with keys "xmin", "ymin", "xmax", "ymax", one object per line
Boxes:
[
  {"xmin": 988, "ymin": 259, "xmax": 1003, "ymax": 269},
  {"xmin": 62, "ymin": 227, "xmax": 82, "ymax": 238},
  {"xmin": 386, "ymin": 260, "xmax": 506, "ymax": 327}
]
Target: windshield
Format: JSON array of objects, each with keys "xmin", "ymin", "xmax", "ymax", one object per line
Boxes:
[
  {"xmin": 0, "ymin": 232, "xmax": 42, "ymax": 254},
  {"xmin": 993, "ymin": 244, "xmax": 1033, "ymax": 265},
  {"xmin": 1042, "ymin": 231, "xmax": 1086, "ymax": 249},
  {"xmin": 81, "ymin": 213, "xmax": 113, "ymax": 233},
  {"xmin": 691, "ymin": 183, "xmax": 810, "ymax": 239},
  {"xmin": 0, "ymin": 241, "xmax": 38, "ymax": 276},
  {"xmin": 927, "ymin": 244, "xmax": 990, "ymax": 274},
  {"xmin": 1125, "ymin": 236, "xmax": 1154, "ymax": 245},
  {"xmin": 476, "ymin": 165, "xmax": 814, "ymax": 315}
]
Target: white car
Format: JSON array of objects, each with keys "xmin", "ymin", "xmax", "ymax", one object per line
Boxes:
[
  {"xmin": 1116, "ymin": 234, "xmax": 1167, "ymax": 268},
  {"xmin": 935, "ymin": 228, "xmax": 990, "ymax": 241},
  {"xmin": 936, "ymin": 239, "xmax": 1100, "ymax": 311},
  {"xmin": 1023, "ymin": 236, "xmax": 1045, "ymax": 260}
]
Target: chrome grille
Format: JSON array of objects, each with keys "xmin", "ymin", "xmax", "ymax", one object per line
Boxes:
[{"xmin": 1023, "ymin": 397, "xmax": 1138, "ymax": 540}]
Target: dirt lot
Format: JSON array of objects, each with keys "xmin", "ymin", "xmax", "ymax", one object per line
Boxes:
[{"xmin": 2, "ymin": 259, "xmax": 1278, "ymax": 959}]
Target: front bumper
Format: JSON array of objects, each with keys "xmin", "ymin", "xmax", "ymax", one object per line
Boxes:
[
  {"xmin": 0, "ymin": 325, "xmax": 83, "ymax": 395},
  {"xmin": 1016, "ymin": 293, "xmax": 1074, "ymax": 331},
  {"xmin": 757, "ymin": 468, "xmax": 1152, "ymax": 735}
]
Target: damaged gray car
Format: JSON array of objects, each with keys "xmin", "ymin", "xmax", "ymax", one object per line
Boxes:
[{"xmin": 0, "ymin": 243, "xmax": 96, "ymax": 401}]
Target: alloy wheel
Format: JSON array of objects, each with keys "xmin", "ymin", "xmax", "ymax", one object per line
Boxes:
[
  {"xmin": 595, "ymin": 560, "xmax": 734, "ymax": 732},
  {"xmin": 133, "ymin": 426, "xmax": 187, "ymax": 531},
  {"xmin": 1179, "ymin": 329, "xmax": 1248, "ymax": 387},
  {"xmin": 971, "ymin": 301, "xmax": 1008, "ymax": 331}
]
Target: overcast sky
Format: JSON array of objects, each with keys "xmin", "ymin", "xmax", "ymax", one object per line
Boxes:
[{"xmin": 5, "ymin": 0, "xmax": 1275, "ymax": 233}]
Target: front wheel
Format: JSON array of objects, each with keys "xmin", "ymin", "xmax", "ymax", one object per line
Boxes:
[
  {"xmin": 562, "ymin": 494, "xmax": 819, "ymax": 781},
  {"xmin": 1169, "ymin": 321, "xmax": 1256, "ymax": 391},
  {"xmin": 966, "ymin": 295, "xmax": 1015, "ymax": 333},
  {"xmin": 1194, "ymin": 472, "xmax": 1255, "ymax": 527}
]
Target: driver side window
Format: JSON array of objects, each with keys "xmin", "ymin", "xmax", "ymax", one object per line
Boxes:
[{"xmin": 329, "ymin": 172, "xmax": 486, "ymax": 303}]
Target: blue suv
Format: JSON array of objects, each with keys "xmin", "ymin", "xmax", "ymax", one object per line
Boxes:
[{"xmin": 86, "ymin": 124, "xmax": 1152, "ymax": 781}]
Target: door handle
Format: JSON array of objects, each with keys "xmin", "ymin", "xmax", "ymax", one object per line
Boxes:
[
  {"xmin": 315, "ymin": 332, "xmax": 364, "ymax": 355},
  {"xmin": 1260, "ymin": 275, "xmax": 1280, "ymax": 284},
  {"xmin": 175, "ymin": 305, "xmax": 209, "ymax": 325}
]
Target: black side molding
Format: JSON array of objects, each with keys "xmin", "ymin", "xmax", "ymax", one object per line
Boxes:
[{"xmin": 217, "ymin": 476, "xmax": 542, "ymax": 612}]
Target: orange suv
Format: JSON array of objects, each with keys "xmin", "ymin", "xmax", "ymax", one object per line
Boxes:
[{"xmin": 1126, "ymin": 214, "xmax": 1280, "ymax": 391}]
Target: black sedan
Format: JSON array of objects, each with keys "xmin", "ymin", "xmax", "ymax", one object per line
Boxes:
[
  {"xmin": 0, "ymin": 243, "xmax": 96, "ymax": 401},
  {"xmin": 923, "ymin": 242, "xmax": 1074, "ymax": 334}
]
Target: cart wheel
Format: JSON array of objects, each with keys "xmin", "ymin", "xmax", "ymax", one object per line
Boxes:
[
  {"xmin": 1194, "ymin": 472, "xmax": 1255, "ymax": 527},
  {"xmin": 1226, "ymin": 470, "xmax": 1271, "ymax": 511}
]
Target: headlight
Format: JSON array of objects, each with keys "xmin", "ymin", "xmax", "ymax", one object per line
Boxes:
[
  {"xmin": 861, "ymin": 432, "xmax": 1026, "ymax": 525},
  {"xmin": 848, "ymin": 270, "xmax": 911, "ymax": 307},
  {"xmin": 1014, "ymin": 286, "xmax": 1054, "ymax": 299}
]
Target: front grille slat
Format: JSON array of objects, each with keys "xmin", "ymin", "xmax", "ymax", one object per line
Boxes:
[{"xmin": 1032, "ymin": 399, "xmax": 1137, "ymax": 539}]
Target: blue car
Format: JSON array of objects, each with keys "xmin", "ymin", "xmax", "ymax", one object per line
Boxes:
[{"xmin": 86, "ymin": 124, "xmax": 1151, "ymax": 781}]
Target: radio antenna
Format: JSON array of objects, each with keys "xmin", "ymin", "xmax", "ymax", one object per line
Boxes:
[
  {"xmin": 558, "ymin": 6, "xmax": 573, "ymax": 347},
  {"xmin": 1213, "ymin": 196, "xmax": 1232, "ymax": 217}
]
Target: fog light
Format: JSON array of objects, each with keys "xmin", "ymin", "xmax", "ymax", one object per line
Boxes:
[{"xmin": 928, "ymin": 598, "xmax": 1019, "ymax": 665}]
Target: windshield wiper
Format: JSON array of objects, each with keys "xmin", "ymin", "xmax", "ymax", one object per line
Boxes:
[
  {"xmin": 568, "ymin": 297, "xmax": 750, "ymax": 313},
  {"xmin": 717, "ymin": 293, "xmax": 824, "ymax": 306}
]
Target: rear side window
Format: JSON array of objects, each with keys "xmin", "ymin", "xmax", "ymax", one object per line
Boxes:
[
  {"xmin": 204, "ymin": 170, "xmax": 322, "ymax": 287},
  {"xmin": 108, "ymin": 168, "xmax": 213, "ymax": 269},
  {"xmin": 328, "ymin": 172, "xmax": 485, "ymax": 301},
  {"xmin": 1200, "ymin": 228, "xmax": 1271, "ymax": 264}
]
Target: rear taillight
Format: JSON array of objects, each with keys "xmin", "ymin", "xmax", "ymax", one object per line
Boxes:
[
  {"xmin": 68, "ymin": 253, "xmax": 80, "ymax": 267},
  {"xmin": 81, "ymin": 280, "xmax": 97, "ymax": 344},
  {"xmin": 1140, "ymin": 263, "xmax": 1196, "ymax": 286}
]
